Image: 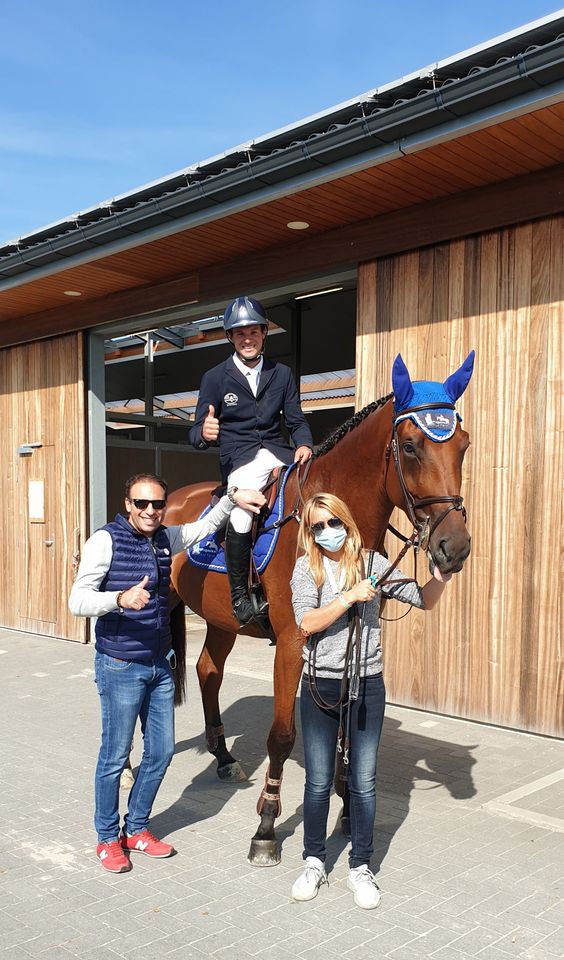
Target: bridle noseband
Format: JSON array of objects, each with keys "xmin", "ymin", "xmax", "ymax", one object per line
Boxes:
[{"xmin": 386, "ymin": 402, "xmax": 467, "ymax": 552}]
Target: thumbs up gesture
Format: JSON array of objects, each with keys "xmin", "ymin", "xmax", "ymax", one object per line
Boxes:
[
  {"xmin": 202, "ymin": 404, "xmax": 220, "ymax": 442},
  {"xmin": 120, "ymin": 575, "xmax": 151, "ymax": 611}
]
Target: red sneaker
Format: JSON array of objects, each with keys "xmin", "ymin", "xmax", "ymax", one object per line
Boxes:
[
  {"xmin": 121, "ymin": 830, "xmax": 175, "ymax": 858},
  {"xmin": 96, "ymin": 840, "xmax": 131, "ymax": 873}
]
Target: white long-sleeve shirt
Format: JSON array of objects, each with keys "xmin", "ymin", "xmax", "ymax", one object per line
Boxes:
[{"xmin": 69, "ymin": 496, "xmax": 232, "ymax": 618}]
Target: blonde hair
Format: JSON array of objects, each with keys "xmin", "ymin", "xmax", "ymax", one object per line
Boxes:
[{"xmin": 298, "ymin": 493, "xmax": 363, "ymax": 590}]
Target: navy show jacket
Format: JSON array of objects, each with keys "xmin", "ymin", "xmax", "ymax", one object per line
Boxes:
[{"xmin": 189, "ymin": 356, "xmax": 313, "ymax": 481}]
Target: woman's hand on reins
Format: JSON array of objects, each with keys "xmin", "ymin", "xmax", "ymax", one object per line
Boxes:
[
  {"xmin": 344, "ymin": 578, "xmax": 377, "ymax": 605},
  {"xmin": 299, "ymin": 578, "xmax": 377, "ymax": 635}
]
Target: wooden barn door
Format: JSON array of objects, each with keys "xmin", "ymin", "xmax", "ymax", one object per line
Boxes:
[
  {"xmin": 0, "ymin": 333, "xmax": 87, "ymax": 641},
  {"xmin": 356, "ymin": 215, "xmax": 563, "ymax": 737},
  {"xmin": 20, "ymin": 445, "xmax": 58, "ymax": 627}
]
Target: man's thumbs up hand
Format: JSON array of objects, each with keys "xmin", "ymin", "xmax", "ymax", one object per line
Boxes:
[
  {"xmin": 119, "ymin": 575, "xmax": 151, "ymax": 611},
  {"xmin": 202, "ymin": 404, "xmax": 220, "ymax": 442}
]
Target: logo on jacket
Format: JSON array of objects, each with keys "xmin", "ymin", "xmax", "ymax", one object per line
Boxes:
[{"xmin": 224, "ymin": 392, "xmax": 238, "ymax": 406}]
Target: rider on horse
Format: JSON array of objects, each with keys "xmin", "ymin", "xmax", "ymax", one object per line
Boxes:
[{"xmin": 189, "ymin": 296, "xmax": 313, "ymax": 627}]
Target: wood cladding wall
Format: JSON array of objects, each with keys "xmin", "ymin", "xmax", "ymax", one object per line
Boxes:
[
  {"xmin": 0, "ymin": 333, "xmax": 87, "ymax": 641},
  {"xmin": 356, "ymin": 215, "xmax": 563, "ymax": 736}
]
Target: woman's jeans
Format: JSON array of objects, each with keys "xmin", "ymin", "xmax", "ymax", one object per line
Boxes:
[
  {"xmin": 94, "ymin": 651, "xmax": 175, "ymax": 842},
  {"xmin": 300, "ymin": 673, "xmax": 386, "ymax": 868}
]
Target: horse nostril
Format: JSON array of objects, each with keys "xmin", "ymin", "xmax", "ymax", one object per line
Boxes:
[{"xmin": 438, "ymin": 539, "xmax": 450, "ymax": 562}]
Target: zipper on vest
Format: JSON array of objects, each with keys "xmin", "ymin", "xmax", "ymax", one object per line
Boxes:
[{"xmin": 150, "ymin": 539, "xmax": 161, "ymax": 590}]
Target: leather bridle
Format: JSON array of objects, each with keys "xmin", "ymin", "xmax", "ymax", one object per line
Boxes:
[{"xmin": 386, "ymin": 402, "xmax": 467, "ymax": 553}]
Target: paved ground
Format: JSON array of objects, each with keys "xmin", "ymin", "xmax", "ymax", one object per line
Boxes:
[{"xmin": 1, "ymin": 624, "xmax": 563, "ymax": 960}]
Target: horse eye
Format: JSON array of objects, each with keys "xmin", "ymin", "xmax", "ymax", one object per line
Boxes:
[{"xmin": 402, "ymin": 440, "xmax": 418, "ymax": 456}]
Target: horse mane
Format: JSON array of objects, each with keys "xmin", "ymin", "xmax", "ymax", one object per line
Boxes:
[{"xmin": 314, "ymin": 392, "xmax": 393, "ymax": 458}]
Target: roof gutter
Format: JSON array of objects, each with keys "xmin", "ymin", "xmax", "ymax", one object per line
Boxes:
[{"xmin": 1, "ymin": 43, "xmax": 563, "ymax": 292}]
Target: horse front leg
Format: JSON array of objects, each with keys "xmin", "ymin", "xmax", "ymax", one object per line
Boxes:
[
  {"xmin": 197, "ymin": 624, "xmax": 247, "ymax": 782},
  {"xmin": 248, "ymin": 634, "xmax": 303, "ymax": 866}
]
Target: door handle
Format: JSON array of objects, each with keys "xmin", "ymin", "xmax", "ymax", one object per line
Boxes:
[{"xmin": 44, "ymin": 540, "xmax": 54, "ymax": 547}]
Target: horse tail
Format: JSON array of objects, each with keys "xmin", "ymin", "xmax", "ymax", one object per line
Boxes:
[{"xmin": 170, "ymin": 599, "xmax": 188, "ymax": 706}]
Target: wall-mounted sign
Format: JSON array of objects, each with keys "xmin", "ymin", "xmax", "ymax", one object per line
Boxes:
[{"xmin": 28, "ymin": 480, "xmax": 45, "ymax": 523}]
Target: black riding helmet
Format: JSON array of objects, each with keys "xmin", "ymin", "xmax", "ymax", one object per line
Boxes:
[{"xmin": 223, "ymin": 296, "xmax": 268, "ymax": 332}]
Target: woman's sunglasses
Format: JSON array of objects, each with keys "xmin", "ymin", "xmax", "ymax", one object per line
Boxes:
[
  {"xmin": 128, "ymin": 498, "xmax": 167, "ymax": 510},
  {"xmin": 310, "ymin": 517, "xmax": 345, "ymax": 536}
]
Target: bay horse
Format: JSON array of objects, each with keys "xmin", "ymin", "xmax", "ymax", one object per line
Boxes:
[{"xmin": 165, "ymin": 352, "xmax": 474, "ymax": 865}]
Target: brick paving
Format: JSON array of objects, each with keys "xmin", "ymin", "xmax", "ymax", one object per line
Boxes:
[{"xmin": 1, "ymin": 625, "xmax": 563, "ymax": 959}]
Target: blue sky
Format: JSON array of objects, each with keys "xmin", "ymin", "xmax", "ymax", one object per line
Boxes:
[{"xmin": 0, "ymin": 1, "xmax": 561, "ymax": 245}]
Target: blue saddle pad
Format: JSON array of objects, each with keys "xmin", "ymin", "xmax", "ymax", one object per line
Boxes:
[{"xmin": 187, "ymin": 464, "xmax": 296, "ymax": 574}]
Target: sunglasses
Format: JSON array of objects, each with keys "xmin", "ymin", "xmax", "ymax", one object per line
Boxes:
[
  {"xmin": 128, "ymin": 498, "xmax": 167, "ymax": 510},
  {"xmin": 310, "ymin": 517, "xmax": 345, "ymax": 536}
]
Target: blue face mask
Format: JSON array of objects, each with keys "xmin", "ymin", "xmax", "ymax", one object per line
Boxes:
[{"xmin": 313, "ymin": 526, "xmax": 347, "ymax": 553}]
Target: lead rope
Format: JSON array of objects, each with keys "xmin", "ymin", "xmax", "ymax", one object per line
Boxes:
[
  {"xmin": 307, "ymin": 551, "xmax": 375, "ymax": 767},
  {"xmin": 373, "ymin": 529, "xmax": 421, "ymax": 623},
  {"xmin": 342, "ymin": 550, "xmax": 375, "ymax": 765}
]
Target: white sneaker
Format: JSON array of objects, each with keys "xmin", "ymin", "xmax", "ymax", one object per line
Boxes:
[
  {"xmin": 347, "ymin": 864, "xmax": 381, "ymax": 909},
  {"xmin": 291, "ymin": 856, "xmax": 327, "ymax": 901}
]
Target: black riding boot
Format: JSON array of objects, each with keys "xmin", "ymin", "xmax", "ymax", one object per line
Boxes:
[{"xmin": 224, "ymin": 527, "xmax": 255, "ymax": 627}]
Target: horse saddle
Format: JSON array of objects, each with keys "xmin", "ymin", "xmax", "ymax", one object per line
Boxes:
[{"xmin": 186, "ymin": 464, "xmax": 296, "ymax": 576}]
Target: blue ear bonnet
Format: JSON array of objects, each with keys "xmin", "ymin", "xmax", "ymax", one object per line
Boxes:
[
  {"xmin": 392, "ymin": 351, "xmax": 475, "ymax": 442},
  {"xmin": 394, "ymin": 381, "xmax": 460, "ymax": 441}
]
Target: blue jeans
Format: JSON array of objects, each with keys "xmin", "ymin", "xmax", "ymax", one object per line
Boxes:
[
  {"xmin": 94, "ymin": 651, "xmax": 175, "ymax": 842},
  {"xmin": 300, "ymin": 673, "xmax": 386, "ymax": 868}
]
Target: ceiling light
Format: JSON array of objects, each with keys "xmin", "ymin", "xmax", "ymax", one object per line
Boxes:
[
  {"xmin": 63, "ymin": 290, "xmax": 82, "ymax": 297},
  {"xmin": 287, "ymin": 221, "xmax": 310, "ymax": 230},
  {"xmin": 295, "ymin": 287, "xmax": 343, "ymax": 300}
]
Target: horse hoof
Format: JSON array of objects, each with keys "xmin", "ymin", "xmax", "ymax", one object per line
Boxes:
[
  {"xmin": 247, "ymin": 838, "xmax": 281, "ymax": 867},
  {"xmin": 341, "ymin": 815, "xmax": 351, "ymax": 839},
  {"xmin": 217, "ymin": 761, "xmax": 247, "ymax": 782},
  {"xmin": 120, "ymin": 768, "xmax": 135, "ymax": 790}
]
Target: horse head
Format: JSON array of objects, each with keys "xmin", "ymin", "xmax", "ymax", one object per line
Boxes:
[{"xmin": 389, "ymin": 352, "xmax": 475, "ymax": 577}]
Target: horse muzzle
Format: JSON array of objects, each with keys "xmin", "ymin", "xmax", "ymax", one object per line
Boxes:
[{"xmin": 428, "ymin": 529, "xmax": 471, "ymax": 575}]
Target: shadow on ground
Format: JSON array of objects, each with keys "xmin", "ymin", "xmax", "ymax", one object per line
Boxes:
[{"xmin": 146, "ymin": 697, "xmax": 477, "ymax": 870}]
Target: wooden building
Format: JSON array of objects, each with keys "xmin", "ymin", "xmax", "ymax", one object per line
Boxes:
[{"xmin": 0, "ymin": 14, "xmax": 562, "ymax": 735}]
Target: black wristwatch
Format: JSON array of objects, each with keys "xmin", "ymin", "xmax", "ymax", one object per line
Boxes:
[{"xmin": 226, "ymin": 486, "xmax": 238, "ymax": 504}]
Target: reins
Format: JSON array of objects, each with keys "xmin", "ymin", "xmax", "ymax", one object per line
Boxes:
[
  {"xmin": 307, "ymin": 552, "xmax": 376, "ymax": 767},
  {"xmin": 256, "ymin": 459, "xmax": 313, "ymax": 536}
]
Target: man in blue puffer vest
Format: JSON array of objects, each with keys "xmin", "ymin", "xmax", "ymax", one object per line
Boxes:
[{"xmin": 69, "ymin": 472, "xmax": 265, "ymax": 874}]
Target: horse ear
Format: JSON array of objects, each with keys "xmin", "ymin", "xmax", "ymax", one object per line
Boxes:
[
  {"xmin": 443, "ymin": 350, "xmax": 475, "ymax": 402},
  {"xmin": 392, "ymin": 353, "xmax": 414, "ymax": 409}
]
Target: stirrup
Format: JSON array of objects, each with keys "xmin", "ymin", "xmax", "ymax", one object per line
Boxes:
[
  {"xmin": 250, "ymin": 590, "xmax": 270, "ymax": 630},
  {"xmin": 232, "ymin": 597, "xmax": 255, "ymax": 627}
]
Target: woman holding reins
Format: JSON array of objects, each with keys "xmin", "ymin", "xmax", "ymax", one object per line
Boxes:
[{"xmin": 290, "ymin": 492, "xmax": 453, "ymax": 909}]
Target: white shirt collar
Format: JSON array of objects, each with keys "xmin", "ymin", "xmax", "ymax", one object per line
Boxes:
[{"xmin": 233, "ymin": 353, "xmax": 264, "ymax": 383}]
